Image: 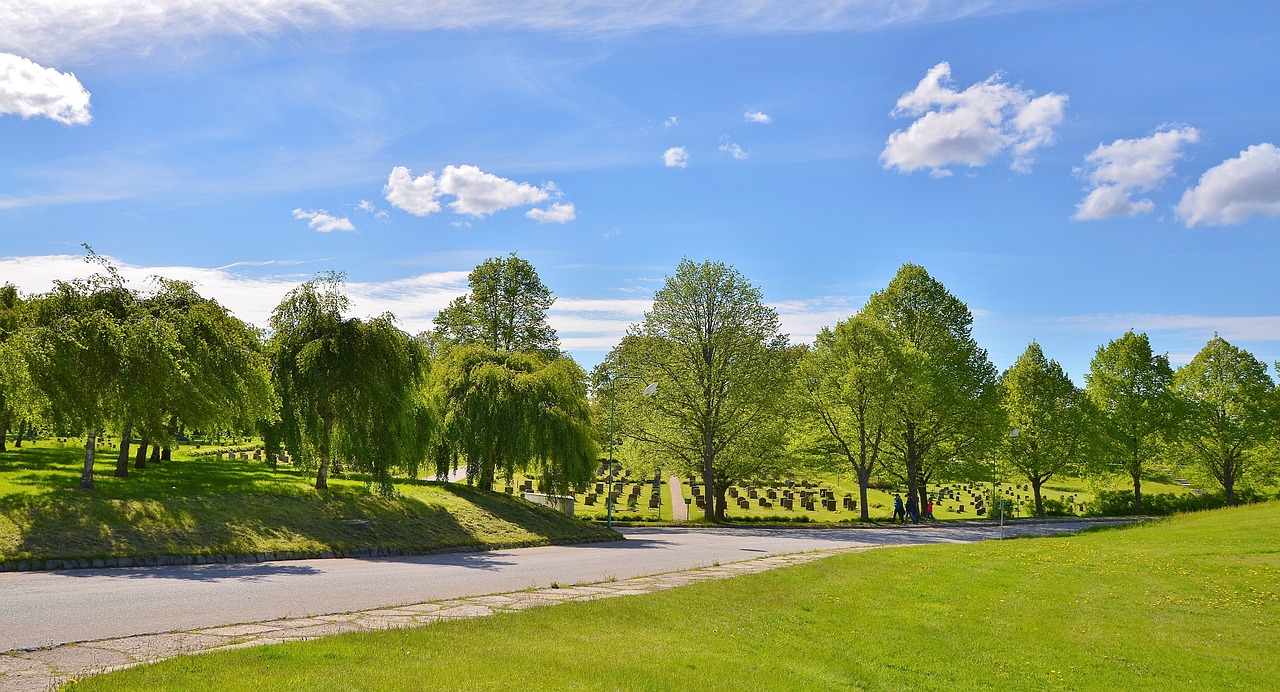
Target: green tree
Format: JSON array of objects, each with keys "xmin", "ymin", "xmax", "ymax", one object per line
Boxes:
[
  {"xmin": 1085, "ymin": 330, "xmax": 1175, "ymax": 512},
  {"xmin": 1000, "ymin": 342, "xmax": 1095, "ymax": 515},
  {"xmin": 861, "ymin": 264, "xmax": 1000, "ymax": 515},
  {"xmin": 433, "ymin": 253, "xmax": 559, "ymax": 357},
  {"xmin": 271, "ymin": 272, "xmax": 431, "ymax": 492},
  {"xmin": 0, "ymin": 283, "xmax": 25, "ymax": 451},
  {"xmin": 16, "ymin": 275, "xmax": 130, "ymax": 488},
  {"xmin": 432, "ymin": 345, "xmax": 596, "ymax": 493},
  {"xmin": 607, "ymin": 259, "xmax": 795, "ymax": 521},
  {"xmin": 795, "ymin": 316, "xmax": 910, "ymax": 521},
  {"xmin": 1171, "ymin": 336, "xmax": 1277, "ymax": 506}
]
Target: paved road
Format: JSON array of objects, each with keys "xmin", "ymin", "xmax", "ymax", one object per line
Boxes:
[{"xmin": 0, "ymin": 520, "xmax": 1122, "ymax": 652}]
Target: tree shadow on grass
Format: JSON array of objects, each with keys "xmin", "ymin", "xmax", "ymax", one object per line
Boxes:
[
  {"xmin": 0, "ymin": 447, "xmax": 619, "ymax": 567},
  {"xmin": 437, "ymin": 481, "xmax": 619, "ymax": 543}
]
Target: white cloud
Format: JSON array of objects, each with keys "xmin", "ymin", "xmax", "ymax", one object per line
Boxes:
[
  {"xmin": 744, "ymin": 109, "xmax": 772, "ymax": 124},
  {"xmin": 526, "ymin": 202, "xmax": 577, "ymax": 224},
  {"xmin": 438, "ymin": 164, "xmax": 550, "ymax": 217},
  {"xmin": 384, "ymin": 164, "xmax": 562, "ymax": 220},
  {"xmin": 1074, "ymin": 186, "xmax": 1155, "ymax": 220},
  {"xmin": 383, "ymin": 166, "xmax": 441, "ymax": 217},
  {"xmin": 663, "ymin": 146, "xmax": 689, "ymax": 168},
  {"xmin": 356, "ymin": 198, "xmax": 390, "ymax": 222},
  {"xmin": 1047, "ymin": 312, "xmax": 1280, "ymax": 343},
  {"xmin": 719, "ymin": 141, "xmax": 748, "ymax": 160},
  {"xmin": 881, "ymin": 61, "xmax": 1066, "ymax": 176},
  {"xmin": 291, "ymin": 208, "xmax": 355, "ymax": 233},
  {"xmin": 3, "ymin": 2, "xmax": 1056, "ymax": 63},
  {"xmin": 1073, "ymin": 126, "xmax": 1200, "ymax": 221},
  {"xmin": 664, "ymin": 116, "xmax": 679, "ymax": 128},
  {"xmin": 1176, "ymin": 143, "xmax": 1280, "ymax": 227},
  {"xmin": 0, "ymin": 253, "xmax": 471, "ymax": 333},
  {"xmin": 0, "ymin": 52, "xmax": 91, "ymax": 125}
]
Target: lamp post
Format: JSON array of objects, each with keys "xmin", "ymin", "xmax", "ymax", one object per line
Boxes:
[
  {"xmin": 607, "ymin": 375, "xmax": 656, "ymax": 530},
  {"xmin": 1000, "ymin": 429, "xmax": 1019, "ymax": 539}
]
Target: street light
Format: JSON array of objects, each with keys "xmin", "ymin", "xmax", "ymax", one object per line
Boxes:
[
  {"xmin": 607, "ymin": 375, "xmax": 657, "ymax": 530},
  {"xmin": 999, "ymin": 428, "xmax": 1019, "ymax": 539}
]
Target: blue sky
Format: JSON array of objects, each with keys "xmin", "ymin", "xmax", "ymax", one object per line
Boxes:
[{"xmin": 2, "ymin": 0, "xmax": 1278, "ymax": 383}]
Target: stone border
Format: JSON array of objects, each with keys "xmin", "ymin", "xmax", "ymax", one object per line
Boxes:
[
  {"xmin": 0, "ymin": 534, "xmax": 622, "ymax": 574},
  {"xmin": 0, "ymin": 546, "xmax": 871, "ymax": 691}
]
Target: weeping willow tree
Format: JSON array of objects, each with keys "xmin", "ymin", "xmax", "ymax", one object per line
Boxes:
[
  {"xmin": 270, "ymin": 273, "xmax": 432, "ymax": 493},
  {"xmin": 432, "ymin": 345, "xmax": 596, "ymax": 493}
]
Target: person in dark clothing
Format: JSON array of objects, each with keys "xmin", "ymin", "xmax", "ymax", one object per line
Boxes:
[
  {"xmin": 905, "ymin": 493, "xmax": 920, "ymax": 524},
  {"xmin": 892, "ymin": 494, "xmax": 905, "ymax": 524}
]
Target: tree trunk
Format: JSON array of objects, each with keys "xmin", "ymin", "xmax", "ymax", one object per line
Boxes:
[
  {"xmin": 1032, "ymin": 478, "xmax": 1044, "ymax": 516},
  {"xmin": 714, "ymin": 484, "xmax": 728, "ymax": 521},
  {"xmin": 135, "ymin": 439, "xmax": 149, "ymax": 469},
  {"xmin": 904, "ymin": 423, "xmax": 919, "ymax": 510},
  {"xmin": 1223, "ymin": 459, "xmax": 1236, "ymax": 507},
  {"xmin": 14, "ymin": 418, "xmax": 26, "ymax": 447},
  {"xmin": 1131, "ymin": 467, "xmax": 1142, "ymax": 512},
  {"xmin": 701, "ymin": 431, "xmax": 717, "ymax": 522},
  {"xmin": 148, "ymin": 444, "xmax": 161, "ymax": 466},
  {"xmin": 315, "ymin": 417, "xmax": 334, "ymax": 490},
  {"xmin": 857, "ymin": 467, "xmax": 871, "ymax": 521},
  {"xmin": 80, "ymin": 431, "xmax": 97, "ymax": 490},
  {"xmin": 0, "ymin": 407, "xmax": 10, "ymax": 451},
  {"xmin": 161, "ymin": 445, "xmax": 171, "ymax": 462},
  {"xmin": 115, "ymin": 420, "xmax": 132, "ymax": 478}
]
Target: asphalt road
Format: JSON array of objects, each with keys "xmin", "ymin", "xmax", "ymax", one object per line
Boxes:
[{"xmin": 0, "ymin": 520, "xmax": 1122, "ymax": 652}]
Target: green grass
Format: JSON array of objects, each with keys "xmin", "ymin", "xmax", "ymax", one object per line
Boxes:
[
  {"xmin": 74, "ymin": 501, "xmax": 1280, "ymax": 690},
  {"xmin": 0, "ymin": 442, "xmax": 617, "ymax": 564}
]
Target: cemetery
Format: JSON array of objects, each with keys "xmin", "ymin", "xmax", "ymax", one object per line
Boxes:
[{"xmin": 504, "ymin": 458, "xmax": 1195, "ymax": 524}]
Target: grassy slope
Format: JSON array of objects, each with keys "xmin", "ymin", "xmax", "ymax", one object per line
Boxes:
[
  {"xmin": 0, "ymin": 444, "xmax": 616, "ymax": 563},
  {"xmin": 77, "ymin": 502, "xmax": 1280, "ymax": 690}
]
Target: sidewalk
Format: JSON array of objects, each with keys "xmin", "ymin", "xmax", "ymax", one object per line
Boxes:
[{"xmin": 0, "ymin": 545, "xmax": 870, "ymax": 691}]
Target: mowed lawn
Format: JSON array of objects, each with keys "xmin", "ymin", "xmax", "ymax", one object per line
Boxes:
[
  {"xmin": 0, "ymin": 443, "xmax": 616, "ymax": 563},
  {"xmin": 76, "ymin": 502, "xmax": 1280, "ymax": 690}
]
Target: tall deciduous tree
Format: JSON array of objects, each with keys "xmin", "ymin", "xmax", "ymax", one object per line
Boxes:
[
  {"xmin": 861, "ymin": 264, "xmax": 1000, "ymax": 515},
  {"xmin": 432, "ymin": 345, "xmax": 596, "ymax": 493},
  {"xmin": 607, "ymin": 259, "xmax": 795, "ymax": 521},
  {"xmin": 1000, "ymin": 342, "xmax": 1095, "ymax": 515},
  {"xmin": 1172, "ymin": 336, "xmax": 1277, "ymax": 506},
  {"xmin": 0, "ymin": 283, "xmax": 25, "ymax": 452},
  {"xmin": 271, "ymin": 273, "xmax": 431, "ymax": 493},
  {"xmin": 433, "ymin": 253, "xmax": 559, "ymax": 357},
  {"xmin": 17, "ymin": 274, "xmax": 130, "ymax": 489},
  {"xmin": 1085, "ymin": 330, "xmax": 1175, "ymax": 512},
  {"xmin": 795, "ymin": 316, "xmax": 910, "ymax": 521}
]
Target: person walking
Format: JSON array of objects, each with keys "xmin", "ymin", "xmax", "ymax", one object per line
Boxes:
[
  {"xmin": 892, "ymin": 493, "xmax": 905, "ymax": 524},
  {"xmin": 925, "ymin": 498, "xmax": 936, "ymax": 522},
  {"xmin": 905, "ymin": 493, "xmax": 919, "ymax": 524}
]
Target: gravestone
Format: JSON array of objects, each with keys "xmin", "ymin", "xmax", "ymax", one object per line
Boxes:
[
  {"xmin": 649, "ymin": 495, "xmax": 661, "ymax": 509},
  {"xmin": 585, "ymin": 494, "xmax": 596, "ymax": 505}
]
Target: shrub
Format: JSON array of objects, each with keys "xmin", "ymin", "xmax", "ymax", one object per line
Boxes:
[{"xmin": 1089, "ymin": 487, "xmax": 1272, "ymax": 516}]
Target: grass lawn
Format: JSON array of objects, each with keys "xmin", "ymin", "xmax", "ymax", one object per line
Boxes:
[
  {"xmin": 0, "ymin": 442, "xmax": 617, "ymax": 564},
  {"xmin": 74, "ymin": 501, "xmax": 1280, "ymax": 690}
]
